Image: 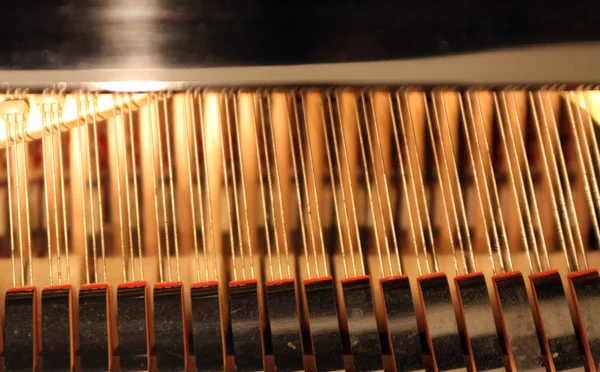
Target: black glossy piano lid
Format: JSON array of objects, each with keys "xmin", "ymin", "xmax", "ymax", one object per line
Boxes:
[{"xmin": 0, "ymin": 0, "xmax": 599, "ymax": 69}]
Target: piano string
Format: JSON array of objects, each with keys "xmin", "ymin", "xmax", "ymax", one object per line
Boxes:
[{"xmin": 1, "ymin": 88, "xmax": 600, "ymax": 371}]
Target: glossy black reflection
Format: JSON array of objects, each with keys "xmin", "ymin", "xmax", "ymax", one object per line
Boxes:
[
  {"xmin": 530, "ymin": 271, "xmax": 584, "ymax": 372},
  {"xmin": 4, "ymin": 287, "xmax": 37, "ymax": 371},
  {"xmin": 418, "ymin": 273, "xmax": 466, "ymax": 372},
  {"xmin": 381, "ymin": 276, "xmax": 425, "ymax": 372},
  {"xmin": 154, "ymin": 282, "xmax": 186, "ymax": 372},
  {"xmin": 493, "ymin": 272, "xmax": 545, "ymax": 372},
  {"xmin": 341, "ymin": 276, "xmax": 383, "ymax": 371},
  {"xmin": 79, "ymin": 284, "xmax": 111, "ymax": 371},
  {"xmin": 569, "ymin": 269, "xmax": 600, "ymax": 370},
  {"xmin": 190, "ymin": 281, "xmax": 224, "ymax": 372},
  {"xmin": 228, "ymin": 279, "xmax": 264, "ymax": 372},
  {"xmin": 303, "ymin": 277, "xmax": 345, "ymax": 372},
  {"xmin": 41, "ymin": 285, "xmax": 74, "ymax": 372},
  {"xmin": 455, "ymin": 273, "xmax": 505, "ymax": 372},
  {"xmin": 0, "ymin": 1, "xmax": 600, "ymax": 69},
  {"xmin": 266, "ymin": 279, "xmax": 304, "ymax": 372},
  {"xmin": 116, "ymin": 282, "xmax": 150, "ymax": 372}
]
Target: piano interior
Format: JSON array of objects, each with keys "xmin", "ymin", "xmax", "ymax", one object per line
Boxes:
[{"xmin": 1, "ymin": 87, "xmax": 600, "ymax": 371}]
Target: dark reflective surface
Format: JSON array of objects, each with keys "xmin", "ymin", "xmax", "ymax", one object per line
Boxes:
[
  {"xmin": 1, "ymin": 0, "xmax": 600, "ymax": 70},
  {"xmin": 342, "ymin": 276, "xmax": 383, "ymax": 372},
  {"xmin": 79, "ymin": 285, "xmax": 111, "ymax": 371},
  {"xmin": 456, "ymin": 273, "xmax": 505, "ymax": 372},
  {"xmin": 418, "ymin": 273, "xmax": 466, "ymax": 372},
  {"xmin": 493, "ymin": 272, "xmax": 545, "ymax": 372},
  {"xmin": 228, "ymin": 280, "xmax": 264, "ymax": 372},
  {"xmin": 530, "ymin": 271, "xmax": 585, "ymax": 372}
]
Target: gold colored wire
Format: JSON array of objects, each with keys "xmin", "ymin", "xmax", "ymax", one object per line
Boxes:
[
  {"xmin": 161, "ymin": 95, "xmax": 182, "ymax": 282},
  {"xmin": 459, "ymin": 93, "xmax": 499, "ymax": 275},
  {"xmin": 75, "ymin": 95, "xmax": 91, "ymax": 284},
  {"xmin": 5, "ymin": 116, "xmax": 16, "ymax": 287},
  {"xmin": 48, "ymin": 103, "xmax": 64, "ymax": 284},
  {"xmin": 40, "ymin": 104, "xmax": 54, "ymax": 285},
  {"xmin": 154, "ymin": 95, "xmax": 173, "ymax": 282},
  {"xmin": 329, "ymin": 92, "xmax": 360, "ymax": 278},
  {"xmin": 319, "ymin": 94, "xmax": 349, "ymax": 279},
  {"xmin": 148, "ymin": 95, "xmax": 165, "ymax": 283},
  {"xmin": 91, "ymin": 95, "xmax": 108, "ymax": 282},
  {"xmin": 183, "ymin": 92, "xmax": 204, "ymax": 283},
  {"xmin": 299, "ymin": 92, "xmax": 328, "ymax": 277},
  {"xmin": 423, "ymin": 94, "xmax": 461, "ymax": 276},
  {"xmin": 128, "ymin": 94, "xmax": 144, "ymax": 280},
  {"xmin": 252, "ymin": 95, "xmax": 276, "ymax": 280},
  {"xmin": 196, "ymin": 91, "xmax": 219, "ymax": 281},
  {"xmin": 286, "ymin": 92, "xmax": 313, "ymax": 279},
  {"xmin": 266, "ymin": 93, "xmax": 293, "ymax": 279},
  {"xmin": 217, "ymin": 95, "xmax": 241, "ymax": 281},
  {"xmin": 389, "ymin": 93, "xmax": 421, "ymax": 276},
  {"xmin": 54, "ymin": 101, "xmax": 70, "ymax": 283},
  {"xmin": 354, "ymin": 93, "xmax": 390, "ymax": 277},
  {"xmin": 231, "ymin": 93, "xmax": 256, "ymax": 279},
  {"xmin": 367, "ymin": 91, "xmax": 404, "ymax": 276},
  {"xmin": 19, "ymin": 116, "xmax": 33, "ymax": 286},
  {"xmin": 111, "ymin": 96, "xmax": 128, "ymax": 282},
  {"xmin": 82, "ymin": 95, "xmax": 98, "ymax": 283},
  {"xmin": 437, "ymin": 93, "xmax": 475, "ymax": 273}
]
